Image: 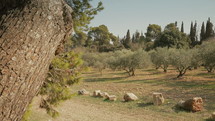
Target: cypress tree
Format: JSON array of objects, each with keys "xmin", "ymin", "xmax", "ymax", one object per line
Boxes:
[
  {"xmin": 134, "ymin": 30, "xmax": 140, "ymax": 43},
  {"xmin": 123, "ymin": 29, "xmax": 131, "ymax": 48},
  {"xmin": 189, "ymin": 21, "xmax": 197, "ymax": 47},
  {"xmin": 141, "ymin": 31, "xmax": 144, "ymax": 37},
  {"xmin": 200, "ymin": 22, "xmax": 206, "ymax": 43},
  {"xmin": 132, "ymin": 34, "xmax": 135, "ymax": 43},
  {"xmin": 205, "ymin": 18, "xmax": 214, "ymax": 39},
  {"xmin": 194, "ymin": 22, "xmax": 198, "ymax": 41},
  {"xmin": 181, "ymin": 21, "xmax": 184, "ymax": 33},
  {"xmin": 175, "ymin": 21, "xmax": 178, "ymax": 27},
  {"xmin": 190, "ymin": 22, "xmax": 194, "ymax": 41}
]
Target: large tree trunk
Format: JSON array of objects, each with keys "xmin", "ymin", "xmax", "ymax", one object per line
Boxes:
[{"xmin": 0, "ymin": 0, "xmax": 73, "ymax": 120}]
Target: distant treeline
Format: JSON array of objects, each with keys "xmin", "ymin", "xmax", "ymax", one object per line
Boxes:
[{"xmin": 71, "ymin": 18, "xmax": 215, "ymax": 52}]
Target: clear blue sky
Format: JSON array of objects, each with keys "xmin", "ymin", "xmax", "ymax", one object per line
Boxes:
[{"xmin": 90, "ymin": 0, "xmax": 215, "ymax": 38}]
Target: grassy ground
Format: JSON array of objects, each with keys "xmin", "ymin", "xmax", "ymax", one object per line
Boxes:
[{"xmin": 29, "ymin": 67, "xmax": 215, "ymax": 121}]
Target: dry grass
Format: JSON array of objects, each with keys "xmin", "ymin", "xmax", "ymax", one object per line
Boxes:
[{"xmin": 30, "ymin": 67, "xmax": 215, "ymax": 121}]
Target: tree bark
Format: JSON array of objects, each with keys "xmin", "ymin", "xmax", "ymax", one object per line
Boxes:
[{"xmin": 0, "ymin": 0, "xmax": 73, "ymax": 121}]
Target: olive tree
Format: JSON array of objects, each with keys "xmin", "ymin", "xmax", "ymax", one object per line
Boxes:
[
  {"xmin": 82, "ymin": 52, "xmax": 110, "ymax": 75},
  {"xmin": 170, "ymin": 49, "xmax": 196, "ymax": 78},
  {"xmin": 199, "ymin": 41, "xmax": 215, "ymax": 73},
  {"xmin": 109, "ymin": 49, "xmax": 151, "ymax": 76},
  {"xmin": 150, "ymin": 47, "xmax": 171, "ymax": 72}
]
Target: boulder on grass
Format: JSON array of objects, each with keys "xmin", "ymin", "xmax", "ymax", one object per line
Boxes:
[
  {"xmin": 124, "ymin": 93, "xmax": 138, "ymax": 102},
  {"xmin": 107, "ymin": 95, "xmax": 117, "ymax": 101},
  {"xmin": 78, "ymin": 89, "xmax": 90, "ymax": 95},
  {"xmin": 97, "ymin": 92, "xmax": 104, "ymax": 98},
  {"xmin": 102, "ymin": 92, "xmax": 109, "ymax": 98},
  {"xmin": 153, "ymin": 92, "xmax": 165, "ymax": 106},
  {"xmin": 93, "ymin": 90, "xmax": 101, "ymax": 97},
  {"xmin": 212, "ymin": 112, "xmax": 215, "ymax": 120},
  {"xmin": 177, "ymin": 97, "xmax": 203, "ymax": 112}
]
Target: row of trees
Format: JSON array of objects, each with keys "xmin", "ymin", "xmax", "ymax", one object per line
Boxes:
[
  {"xmin": 121, "ymin": 18, "xmax": 215, "ymax": 51},
  {"xmin": 71, "ymin": 18, "xmax": 215, "ymax": 52},
  {"xmin": 83, "ymin": 40, "xmax": 215, "ymax": 78}
]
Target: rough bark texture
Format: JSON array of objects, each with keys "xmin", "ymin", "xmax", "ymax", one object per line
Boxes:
[{"xmin": 0, "ymin": 0, "xmax": 73, "ymax": 120}]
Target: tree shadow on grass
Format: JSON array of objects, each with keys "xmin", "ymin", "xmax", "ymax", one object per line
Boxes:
[
  {"xmin": 172, "ymin": 105, "xmax": 191, "ymax": 113},
  {"xmin": 137, "ymin": 102, "xmax": 153, "ymax": 107},
  {"xmin": 205, "ymin": 118, "xmax": 214, "ymax": 121},
  {"xmin": 84, "ymin": 76, "xmax": 127, "ymax": 82},
  {"xmin": 114, "ymin": 78, "xmax": 167, "ymax": 86},
  {"xmin": 195, "ymin": 72, "xmax": 215, "ymax": 79}
]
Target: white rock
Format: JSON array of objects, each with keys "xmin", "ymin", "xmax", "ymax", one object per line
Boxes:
[
  {"xmin": 212, "ymin": 112, "xmax": 215, "ymax": 120},
  {"xmin": 93, "ymin": 90, "xmax": 101, "ymax": 97},
  {"xmin": 107, "ymin": 95, "xmax": 117, "ymax": 101},
  {"xmin": 153, "ymin": 92, "xmax": 165, "ymax": 106},
  {"xmin": 78, "ymin": 89, "xmax": 89, "ymax": 95},
  {"xmin": 124, "ymin": 93, "xmax": 138, "ymax": 101}
]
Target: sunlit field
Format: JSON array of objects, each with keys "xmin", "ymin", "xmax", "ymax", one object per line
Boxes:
[{"xmin": 30, "ymin": 67, "xmax": 215, "ymax": 121}]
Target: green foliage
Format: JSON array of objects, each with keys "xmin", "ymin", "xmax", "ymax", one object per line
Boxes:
[
  {"xmin": 21, "ymin": 104, "xmax": 32, "ymax": 121},
  {"xmin": 199, "ymin": 40, "xmax": 215, "ymax": 72},
  {"xmin": 145, "ymin": 24, "xmax": 162, "ymax": 41},
  {"xmin": 87, "ymin": 25, "xmax": 119, "ymax": 52},
  {"xmin": 170, "ymin": 49, "xmax": 195, "ymax": 78},
  {"xmin": 109, "ymin": 49, "xmax": 151, "ymax": 76},
  {"xmin": 181, "ymin": 22, "xmax": 184, "ymax": 33},
  {"xmin": 66, "ymin": 0, "xmax": 104, "ymax": 32},
  {"xmin": 82, "ymin": 52, "xmax": 111, "ymax": 74},
  {"xmin": 122, "ymin": 30, "xmax": 132, "ymax": 49},
  {"xmin": 67, "ymin": 0, "xmax": 104, "ymax": 48},
  {"xmin": 154, "ymin": 23, "xmax": 191, "ymax": 49},
  {"xmin": 189, "ymin": 22, "xmax": 198, "ymax": 47},
  {"xmin": 149, "ymin": 47, "xmax": 171, "ymax": 72},
  {"xmin": 205, "ymin": 18, "xmax": 214, "ymax": 40},
  {"xmin": 72, "ymin": 31, "xmax": 88, "ymax": 47},
  {"xmin": 200, "ymin": 22, "xmax": 206, "ymax": 43},
  {"xmin": 40, "ymin": 51, "xmax": 84, "ymax": 117}
]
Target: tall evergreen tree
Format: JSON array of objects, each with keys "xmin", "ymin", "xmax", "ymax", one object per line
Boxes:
[
  {"xmin": 189, "ymin": 21, "xmax": 197, "ymax": 47},
  {"xmin": 194, "ymin": 22, "xmax": 198, "ymax": 41},
  {"xmin": 141, "ymin": 31, "xmax": 144, "ymax": 37},
  {"xmin": 175, "ymin": 21, "xmax": 178, "ymax": 27},
  {"xmin": 132, "ymin": 34, "xmax": 135, "ymax": 43},
  {"xmin": 205, "ymin": 18, "xmax": 214, "ymax": 39},
  {"xmin": 134, "ymin": 30, "xmax": 140, "ymax": 43},
  {"xmin": 181, "ymin": 21, "xmax": 184, "ymax": 33},
  {"xmin": 200, "ymin": 22, "xmax": 206, "ymax": 43},
  {"xmin": 123, "ymin": 29, "xmax": 131, "ymax": 48}
]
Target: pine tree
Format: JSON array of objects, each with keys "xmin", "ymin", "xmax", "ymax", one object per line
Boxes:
[
  {"xmin": 205, "ymin": 18, "xmax": 214, "ymax": 39},
  {"xmin": 200, "ymin": 22, "xmax": 206, "ymax": 43},
  {"xmin": 181, "ymin": 22, "xmax": 184, "ymax": 33}
]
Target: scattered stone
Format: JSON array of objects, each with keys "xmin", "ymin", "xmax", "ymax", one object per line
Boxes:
[
  {"xmin": 177, "ymin": 100, "xmax": 185, "ymax": 108},
  {"xmin": 97, "ymin": 91, "xmax": 106, "ymax": 98},
  {"xmin": 78, "ymin": 89, "xmax": 89, "ymax": 95},
  {"xmin": 124, "ymin": 93, "xmax": 138, "ymax": 102},
  {"xmin": 177, "ymin": 97, "xmax": 203, "ymax": 112},
  {"xmin": 102, "ymin": 92, "xmax": 109, "ymax": 98},
  {"xmin": 212, "ymin": 112, "xmax": 215, "ymax": 120},
  {"xmin": 153, "ymin": 92, "xmax": 165, "ymax": 106},
  {"xmin": 93, "ymin": 90, "xmax": 101, "ymax": 97},
  {"xmin": 107, "ymin": 95, "xmax": 117, "ymax": 101}
]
